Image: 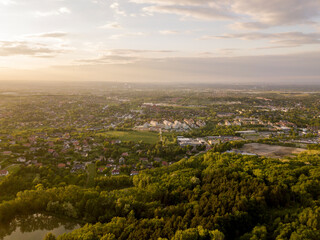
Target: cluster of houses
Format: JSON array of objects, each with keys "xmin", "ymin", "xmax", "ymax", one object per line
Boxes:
[
  {"xmin": 177, "ymin": 135, "xmax": 246, "ymax": 148},
  {"xmin": 1, "ymin": 127, "xmax": 179, "ymax": 178},
  {"xmin": 97, "ymin": 155, "xmax": 170, "ymax": 176},
  {"xmin": 217, "ymin": 117, "xmax": 295, "ymax": 129},
  {"xmin": 216, "ymin": 114, "xmax": 320, "ymax": 136},
  {"xmin": 0, "ymin": 130, "xmax": 109, "ymax": 163},
  {"xmin": 207, "ymin": 136, "xmax": 244, "ymax": 144},
  {"xmin": 255, "ymin": 105, "xmax": 291, "ymax": 112},
  {"xmin": 135, "ymin": 119, "xmax": 206, "ymax": 132},
  {"xmin": 109, "ymin": 169, "xmax": 139, "ymax": 176},
  {"xmin": 70, "ymin": 163, "xmax": 86, "ymax": 173},
  {"xmin": 218, "ymin": 117, "xmax": 265, "ymax": 127},
  {"xmin": 142, "ymin": 102, "xmax": 207, "ymax": 108},
  {"xmin": 177, "ymin": 136, "xmax": 208, "ymax": 147}
]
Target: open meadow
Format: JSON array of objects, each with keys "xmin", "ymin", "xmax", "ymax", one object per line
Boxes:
[{"xmin": 102, "ymin": 131, "xmax": 160, "ymax": 144}]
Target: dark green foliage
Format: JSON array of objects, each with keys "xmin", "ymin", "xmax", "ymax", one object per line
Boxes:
[
  {"xmin": 44, "ymin": 233, "xmax": 57, "ymax": 240},
  {"xmin": 1, "ymin": 150, "xmax": 320, "ymax": 239},
  {"xmin": 307, "ymin": 144, "xmax": 320, "ymax": 150},
  {"xmin": 95, "ymin": 175, "xmax": 133, "ymax": 190}
]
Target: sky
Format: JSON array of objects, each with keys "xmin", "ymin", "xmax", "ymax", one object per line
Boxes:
[{"xmin": 0, "ymin": 0, "xmax": 320, "ymax": 84}]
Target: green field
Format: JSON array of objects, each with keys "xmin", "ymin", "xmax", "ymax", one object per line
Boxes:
[
  {"xmin": 5, "ymin": 164, "xmax": 21, "ymax": 174},
  {"xmin": 102, "ymin": 131, "xmax": 160, "ymax": 144},
  {"xmin": 0, "ymin": 164, "xmax": 21, "ymax": 180}
]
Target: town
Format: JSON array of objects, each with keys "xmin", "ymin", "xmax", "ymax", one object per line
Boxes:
[{"xmin": 1, "ymin": 84, "xmax": 320, "ymax": 180}]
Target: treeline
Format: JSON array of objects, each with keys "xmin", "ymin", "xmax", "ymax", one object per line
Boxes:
[
  {"xmin": 0, "ymin": 166, "xmax": 86, "ymax": 203},
  {"xmin": 95, "ymin": 175, "xmax": 133, "ymax": 191},
  {"xmin": 307, "ymin": 144, "xmax": 320, "ymax": 150},
  {"xmin": 185, "ymin": 124, "xmax": 242, "ymax": 138},
  {"xmin": 257, "ymin": 139, "xmax": 298, "ymax": 148},
  {"xmin": 211, "ymin": 141, "xmax": 246, "ymax": 153}
]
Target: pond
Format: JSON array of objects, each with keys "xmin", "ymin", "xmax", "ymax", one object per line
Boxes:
[{"xmin": 0, "ymin": 214, "xmax": 80, "ymax": 240}]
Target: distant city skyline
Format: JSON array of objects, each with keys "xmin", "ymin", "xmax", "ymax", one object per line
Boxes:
[{"xmin": 0, "ymin": 0, "xmax": 320, "ymax": 83}]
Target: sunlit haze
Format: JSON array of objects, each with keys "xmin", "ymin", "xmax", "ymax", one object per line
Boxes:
[{"xmin": 0, "ymin": 0, "xmax": 320, "ymax": 83}]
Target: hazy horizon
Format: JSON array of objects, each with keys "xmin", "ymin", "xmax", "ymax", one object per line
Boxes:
[{"xmin": 0, "ymin": 0, "xmax": 320, "ymax": 83}]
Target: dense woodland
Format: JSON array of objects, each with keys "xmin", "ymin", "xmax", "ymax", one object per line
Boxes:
[{"xmin": 1, "ymin": 147, "xmax": 320, "ymax": 239}]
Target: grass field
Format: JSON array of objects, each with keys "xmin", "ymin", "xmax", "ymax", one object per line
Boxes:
[
  {"xmin": 5, "ymin": 164, "xmax": 21, "ymax": 174},
  {"xmin": 102, "ymin": 131, "xmax": 160, "ymax": 144},
  {"xmin": 0, "ymin": 164, "xmax": 21, "ymax": 180}
]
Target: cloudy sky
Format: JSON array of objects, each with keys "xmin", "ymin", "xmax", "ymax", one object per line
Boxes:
[{"xmin": 0, "ymin": 0, "xmax": 320, "ymax": 83}]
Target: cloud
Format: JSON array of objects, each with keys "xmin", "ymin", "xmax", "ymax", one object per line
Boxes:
[
  {"xmin": 230, "ymin": 22, "xmax": 269, "ymax": 30},
  {"xmin": 59, "ymin": 7, "xmax": 71, "ymax": 14},
  {"xmin": 110, "ymin": 2, "xmax": 126, "ymax": 16},
  {"xmin": 205, "ymin": 31, "xmax": 320, "ymax": 48},
  {"xmin": 77, "ymin": 48, "xmax": 177, "ymax": 64},
  {"xmin": 50, "ymin": 51, "xmax": 320, "ymax": 84},
  {"xmin": 131, "ymin": 0, "xmax": 320, "ymax": 28},
  {"xmin": 0, "ymin": 41, "xmax": 65, "ymax": 57},
  {"xmin": 108, "ymin": 32, "xmax": 145, "ymax": 40},
  {"xmin": 130, "ymin": 0, "xmax": 213, "ymax": 6},
  {"xmin": 0, "ymin": 0, "xmax": 16, "ymax": 5},
  {"xmin": 3, "ymin": 49, "xmax": 319, "ymax": 84},
  {"xmin": 230, "ymin": 0, "xmax": 320, "ymax": 29},
  {"xmin": 78, "ymin": 55, "xmax": 139, "ymax": 65},
  {"xmin": 142, "ymin": 4, "xmax": 235, "ymax": 21},
  {"xmin": 159, "ymin": 30, "xmax": 180, "ymax": 35},
  {"xmin": 108, "ymin": 49, "xmax": 175, "ymax": 54},
  {"xmin": 99, "ymin": 22, "xmax": 122, "ymax": 29},
  {"xmin": 35, "ymin": 7, "xmax": 71, "ymax": 17},
  {"xmin": 27, "ymin": 31, "xmax": 68, "ymax": 38}
]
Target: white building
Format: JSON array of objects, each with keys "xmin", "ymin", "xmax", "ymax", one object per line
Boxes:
[
  {"xmin": 0, "ymin": 170, "xmax": 9, "ymax": 176},
  {"xmin": 17, "ymin": 157, "xmax": 26, "ymax": 163},
  {"xmin": 150, "ymin": 121, "xmax": 159, "ymax": 127}
]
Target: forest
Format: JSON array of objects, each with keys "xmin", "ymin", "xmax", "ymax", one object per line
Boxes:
[{"xmin": 1, "ymin": 147, "xmax": 320, "ymax": 240}]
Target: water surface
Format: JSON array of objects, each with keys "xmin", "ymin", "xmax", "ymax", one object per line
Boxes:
[{"xmin": 0, "ymin": 214, "xmax": 80, "ymax": 240}]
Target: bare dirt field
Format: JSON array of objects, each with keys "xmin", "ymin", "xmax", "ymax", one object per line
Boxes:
[{"xmin": 240, "ymin": 143, "xmax": 306, "ymax": 158}]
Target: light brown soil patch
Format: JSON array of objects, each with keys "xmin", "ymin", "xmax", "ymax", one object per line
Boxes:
[{"xmin": 240, "ymin": 143, "xmax": 306, "ymax": 158}]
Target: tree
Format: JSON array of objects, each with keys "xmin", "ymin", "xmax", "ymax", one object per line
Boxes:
[
  {"xmin": 101, "ymin": 233, "xmax": 116, "ymax": 240},
  {"xmin": 210, "ymin": 230, "xmax": 225, "ymax": 240},
  {"xmin": 44, "ymin": 233, "xmax": 56, "ymax": 240}
]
